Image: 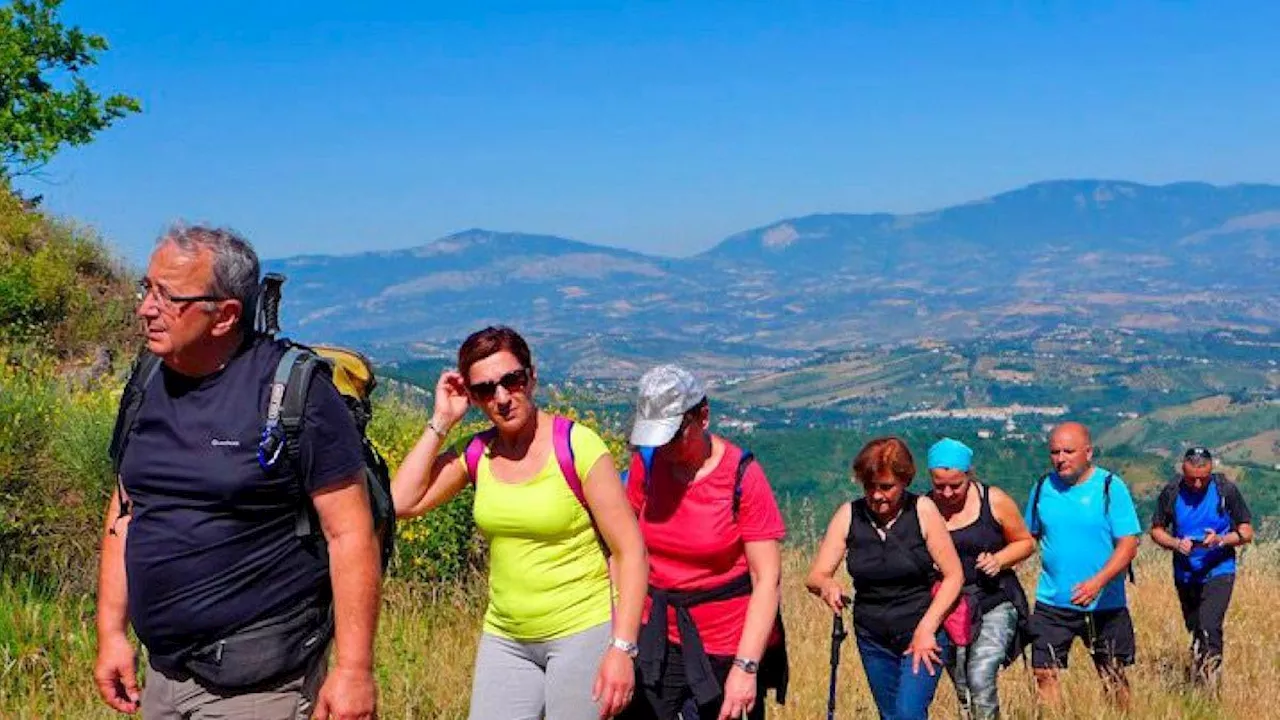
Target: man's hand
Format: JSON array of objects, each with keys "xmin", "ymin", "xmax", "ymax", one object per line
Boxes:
[
  {"xmin": 1071, "ymin": 577, "xmax": 1105, "ymax": 607},
  {"xmin": 93, "ymin": 632, "xmax": 140, "ymax": 714},
  {"xmin": 591, "ymin": 646, "xmax": 635, "ymax": 718},
  {"xmin": 1176, "ymin": 537, "xmax": 1195, "ymax": 555},
  {"xmin": 975, "ymin": 551, "xmax": 1003, "ymax": 576},
  {"xmin": 1202, "ymin": 529, "xmax": 1226, "ymax": 548},
  {"xmin": 312, "ymin": 665, "xmax": 376, "ymax": 720},
  {"xmin": 716, "ymin": 666, "xmax": 757, "ymax": 720}
]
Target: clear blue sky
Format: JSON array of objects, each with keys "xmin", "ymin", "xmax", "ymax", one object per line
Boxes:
[{"xmin": 19, "ymin": 0, "xmax": 1280, "ymax": 264}]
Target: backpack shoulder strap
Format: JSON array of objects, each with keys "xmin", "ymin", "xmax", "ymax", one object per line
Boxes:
[
  {"xmin": 109, "ymin": 351, "xmax": 163, "ymax": 477},
  {"xmin": 550, "ymin": 416, "xmax": 610, "ymax": 558},
  {"xmin": 733, "ymin": 450, "xmax": 755, "ymax": 522},
  {"xmin": 464, "ymin": 428, "xmax": 498, "ymax": 483},
  {"xmin": 1030, "ymin": 473, "xmax": 1051, "ymax": 539},
  {"xmin": 1212, "ymin": 473, "xmax": 1228, "ymax": 516},
  {"xmin": 1100, "ymin": 472, "xmax": 1137, "ymax": 584},
  {"xmin": 552, "ymin": 416, "xmax": 583, "ymax": 506},
  {"xmin": 269, "ymin": 344, "xmax": 325, "ymax": 539}
]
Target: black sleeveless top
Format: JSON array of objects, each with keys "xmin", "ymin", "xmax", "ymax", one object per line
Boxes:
[
  {"xmin": 949, "ymin": 483, "xmax": 1014, "ymax": 614},
  {"xmin": 846, "ymin": 492, "xmax": 936, "ymax": 653}
]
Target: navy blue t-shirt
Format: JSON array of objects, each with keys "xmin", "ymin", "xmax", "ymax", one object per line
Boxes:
[{"xmin": 119, "ymin": 337, "xmax": 364, "ymax": 656}]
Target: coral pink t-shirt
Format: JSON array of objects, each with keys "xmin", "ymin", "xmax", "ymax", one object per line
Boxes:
[{"xmin": 627, "ymin": 439, "xmax": 786, "ymax": 657}]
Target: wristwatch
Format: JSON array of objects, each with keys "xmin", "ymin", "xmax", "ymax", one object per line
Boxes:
[
  {"xmin": 610, "ymin": 637, "xmax": 639, "ymax": 659},
  {"xmin": 732, "ymin": 657, "xmax": 759, "ymax": 674}
]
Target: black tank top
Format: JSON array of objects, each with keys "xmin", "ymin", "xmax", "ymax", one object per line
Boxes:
[
  {"xmin": 846, "ymin": 492, "xmax": 935, "ymax": 653},
  {"xmin": 948, "ymin": 483, "xmax": 1013, "ymax": 613}
]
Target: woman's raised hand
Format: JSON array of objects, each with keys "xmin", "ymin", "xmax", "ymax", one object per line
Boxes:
[{"xmin": 433, "ymin": 370, "xmax": 471, "ymax": 431}]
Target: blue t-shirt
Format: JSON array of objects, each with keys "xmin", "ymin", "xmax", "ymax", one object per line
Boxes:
[
  {"xmin": 1151, "ymin": 477, "xmax": 1252, "ymax": 585},
  {"xmin": 1173, "ymin": 483, "xmax": 1235, "ymax": 583},
  {"xmin": 1025, "ymin": 467, "xmax": 1142, "ymax": 611},
  {"xmin": 119, "ymin": 337, "xmax": 365, "ymax": 657}
]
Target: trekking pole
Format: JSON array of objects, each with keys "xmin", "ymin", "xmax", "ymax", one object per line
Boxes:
[{"xmin": 827, "ymin": 597, "xmax": 851, "ymax": 720}]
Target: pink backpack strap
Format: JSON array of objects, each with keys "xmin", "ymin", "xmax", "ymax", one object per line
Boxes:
[
  {"xmin": 553, "ymin": 416, "xmax": 611, "ymax": 559},
  {"xmin": 552, "ymin": 416, "xmax": 583, "ymax": 505},
  {"xmin": 463, "ymin": 428, "xmax": 498, "ymax": 484}
]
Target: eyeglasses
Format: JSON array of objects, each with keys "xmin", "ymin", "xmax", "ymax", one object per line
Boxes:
[
  {"xmin": 467, "ymin": 367, "xmax": 530, "ymax": 402},
  {"xmin": 136, "ymin": 279, "xmax": 226, "ymax": 311}
]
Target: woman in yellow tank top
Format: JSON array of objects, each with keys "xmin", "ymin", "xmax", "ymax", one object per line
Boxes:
[{"xmin": 392, "ymin": 326, "xmax": 648, "ymax": 720}]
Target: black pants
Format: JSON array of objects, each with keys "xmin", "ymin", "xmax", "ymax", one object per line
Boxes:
[
  {"xmin": 621, "ymin": 643, "xmax": 766, "ymax": 720},
  {"xmin": 1176, "ymin": 575, "xmax": 1234, "ymax": 676}
]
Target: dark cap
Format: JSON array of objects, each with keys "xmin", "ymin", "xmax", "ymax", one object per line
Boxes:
[{"xmin": 1183, "ymin": 446, "xmax": 1213, "ymax": 463}]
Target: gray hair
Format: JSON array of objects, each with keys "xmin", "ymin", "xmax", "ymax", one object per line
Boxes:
[{"xmin": 156, "ymin": 224, "xmax": 260, "ymax": 304}]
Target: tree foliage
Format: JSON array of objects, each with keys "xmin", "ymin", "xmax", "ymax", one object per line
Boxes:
[{"xmin": 0, "ymin": 0, "xmax": 140, "ymax": 177}]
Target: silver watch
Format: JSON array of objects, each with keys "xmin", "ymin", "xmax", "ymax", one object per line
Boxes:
[
  {"xmin": 732, "ymin": 657, "xmax": 759, "ymax": 674},
  {"xmin": 610, "ymin": 637, "xmax": 639, "ymax": 659}
]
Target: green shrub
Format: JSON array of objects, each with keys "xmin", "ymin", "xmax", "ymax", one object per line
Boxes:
[{"xmin": 0, "ymin": 362, "xmax": 119, "ymax": 591}]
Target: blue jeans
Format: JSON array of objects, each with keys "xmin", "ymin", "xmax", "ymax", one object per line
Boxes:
[
  {"xmin": 946, "ymin": 602, "xmax": 1018, "ymax": 720},
  {"xmin": 857, "ymin": 630, "xmax": 952, "ymax": 720}
]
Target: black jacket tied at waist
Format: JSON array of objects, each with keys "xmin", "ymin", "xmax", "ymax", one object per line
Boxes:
[{"xmin": 638, "ymin": 572, "xmax": 789, "ymax": 708}]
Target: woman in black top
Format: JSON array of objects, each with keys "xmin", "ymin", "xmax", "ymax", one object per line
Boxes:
[
  {"xmin": 927, "ymin": 438, "xmax": 1036, "ymax": 720},
  {"xmin": 806, "ymin": 437, "xmax": 964, "ymax": 720}
]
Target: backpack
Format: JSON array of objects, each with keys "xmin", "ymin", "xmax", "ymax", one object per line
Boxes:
[
  {"xmin": 107, "ymin": 273, "xmax": 397, "ymax": 574},
  {"xmin": 1154, "ymin": 473, "xmax": 1229, "ymax": 537},
  {"xmin": 1029, "ymin": 471, "xmax": 1135, "ymax": 584},
  {"xmin": 627, "ymin": 446, "xmax": 757, "ymax": 522},
  {"xmin": 462, "ymin": 415, "xmax": 608, "ymax": 555}
]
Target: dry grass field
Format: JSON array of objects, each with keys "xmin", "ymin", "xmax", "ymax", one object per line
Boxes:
[{"xmin": 4, "ymin": 545, "xmax": 1279, "ymax": 719}]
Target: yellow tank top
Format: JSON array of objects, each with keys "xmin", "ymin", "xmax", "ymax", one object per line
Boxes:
[{"xmin": 467, "ymin": 422, "xmax": 613, "ymax": 641}]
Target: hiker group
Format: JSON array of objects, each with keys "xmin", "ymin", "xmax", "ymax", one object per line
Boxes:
[{"xmin": 94, "ymin": 226, "xmax": 1257, "ymax": 720}]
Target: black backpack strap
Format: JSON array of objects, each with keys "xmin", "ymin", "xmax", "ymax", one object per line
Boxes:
[
  {"xmin": 733, "ymin": 450, "xmax": 755, "ymax": 522},
  {"xmin": 259, "ymin": 345, "xmax": 325, "ymax": 539},
  {"xmin": 108, "ymin": 352, "xmax": 163, "ymax": 521},
  {"xmin": 1212, "ymin": 473, "xmax": 1228, "ymax": 516},
  {"xmin": 1029, "ymin": 474, "xmax": 1050, "ymax": 539},
  {"xmin": 1101, "ymin": 472, "xmax": 1137, "ymax": 584},
  {"xmin": 109, "ymin": 352, "xmax": 162, "ymax": 475}
]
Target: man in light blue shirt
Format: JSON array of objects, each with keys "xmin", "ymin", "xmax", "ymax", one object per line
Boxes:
[{"xmin": 1024, "ymin": 422, "xmax": 1141, "ymax": 711}]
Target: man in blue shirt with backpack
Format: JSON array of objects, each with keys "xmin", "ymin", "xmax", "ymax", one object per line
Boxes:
[
  {"xmin": 1149, "ymin": 446, "xmax": 1254, "ymax": 692},
  {"xmin": 1024, "ymin": 422, "xmax": 1141, "ymax": 711}
]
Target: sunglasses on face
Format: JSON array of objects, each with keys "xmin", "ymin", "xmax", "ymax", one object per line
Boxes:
[{"xmin": 467, "ymin": 367, "xmax": 530, "ymax": 402}]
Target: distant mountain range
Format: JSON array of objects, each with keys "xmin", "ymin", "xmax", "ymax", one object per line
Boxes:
[{"xmin": 265, "ymin": 179, "xmax": 1280, "ymax": 378}]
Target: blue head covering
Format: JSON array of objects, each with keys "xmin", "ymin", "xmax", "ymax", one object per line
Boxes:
[{"xmin": 927, "ymin": 437, "xmax": 973, "ymax": 471}]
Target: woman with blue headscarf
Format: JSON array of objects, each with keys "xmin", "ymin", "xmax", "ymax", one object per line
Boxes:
[{"xmin": 927, "ymin": 438, "xmax": 1036, "ymax": 720}]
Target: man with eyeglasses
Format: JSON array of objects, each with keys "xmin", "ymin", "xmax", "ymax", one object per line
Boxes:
[
  {"xmin": 94, "ymin": 225, "xmax": 379, "ymax": 720},
  {"xmin": 1150, "ymin": 446, "xmax": 1254, "ymax": 692}
]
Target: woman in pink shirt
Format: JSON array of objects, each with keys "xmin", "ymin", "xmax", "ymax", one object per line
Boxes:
[{"xmin": 620, "ymin": 364, "xmax": 788, "ymax": 720}]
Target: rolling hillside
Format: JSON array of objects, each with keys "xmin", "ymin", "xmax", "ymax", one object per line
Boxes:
[{"xmin": 265, "ymin": 179, "xmax": 1280, "ymax": 374}]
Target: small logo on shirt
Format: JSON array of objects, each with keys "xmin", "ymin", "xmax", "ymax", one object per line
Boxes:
[{"xmin": 210, "ymin": 439, "xmax": 242, "ymax": 448}]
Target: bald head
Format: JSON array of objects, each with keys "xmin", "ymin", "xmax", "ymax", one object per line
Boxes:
[
  {"xmin": 1050, "ymin": 422, "xmax": 1092, "ymax": 447},
  {"xmin": 1048, "ymin": 421, "xmax": 1095, "ymax": 483}
]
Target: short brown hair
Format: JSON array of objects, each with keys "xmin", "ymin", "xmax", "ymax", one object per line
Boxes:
[
  {"xmin": 852, "ymin": 436, "xmax": 916, "ymax": 485},
  {"xmin": 458, "ymin": 326, "xmax": 533, "ymax": 380}
]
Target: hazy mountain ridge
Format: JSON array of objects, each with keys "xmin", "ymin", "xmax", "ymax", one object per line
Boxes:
[{"xmin": 265, "ymin": 179, "xmax": 1280, "ymax": 371}]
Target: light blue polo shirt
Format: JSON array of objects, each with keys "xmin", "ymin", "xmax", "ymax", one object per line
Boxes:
[{"xmin": 1025, "ymin": 466, "xmax": 1142, "ymax": 611}]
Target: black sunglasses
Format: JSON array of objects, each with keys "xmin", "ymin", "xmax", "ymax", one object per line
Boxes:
[{"xmin": 467, "ymin": 367, "xmax": 530, "ymax": 402}]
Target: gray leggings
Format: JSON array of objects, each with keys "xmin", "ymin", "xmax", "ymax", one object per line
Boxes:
[
  {"xmin": 468, "ymin": 621, "xmax": 610, "ymax": 720},
  {"xmin": 945, "ymin": 601, "xmax": 1018, "ymax": 720}
]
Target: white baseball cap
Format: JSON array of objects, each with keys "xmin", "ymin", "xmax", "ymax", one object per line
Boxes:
[{"xmin": 629, "ymin": 364, "xmax": 707, "ymax": 447}]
